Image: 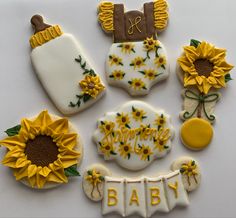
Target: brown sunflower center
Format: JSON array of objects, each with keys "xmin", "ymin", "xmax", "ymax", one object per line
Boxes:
[
  {"xmin": 194, "ymin": 59, "xmax": 214, "ymax": 77},
  {"xmin": 25, "ymin": 135, "xmax": 59, "ymax": 167},
  {"xmin": 122, "ymin": 117, "xmax": 127, "ymax": 122},
  {"xmin": 125, "ymin": 45, "xmax": 130, "ymax": 49},
  {"xmin": 135, "ymin": 82, "xmax": 141, "ymax": 87},
  {"xmin": 106, "ymin": 125, "xmax": 111, "ymax": 130},
  {"xmin": 136, "ymin": 112, "xmax": 141, "ymax": 116},
  {"xmin": 136, "ymin": 61, "xmax": 142, "ymax": 65},
  {"xmin": 88, "ymin": 82, "xmax": 95, "ymax": 89},
  {"xmin": 143, "ymin": 149, "xmax": 149, "ymax": 154},
  {"xmin": 124, "ymin": 146, "xmax": 129, "ymax": 152},
  {"xmin": 105, "ymin": 145, "xmax": 111, "ymax": 150}
]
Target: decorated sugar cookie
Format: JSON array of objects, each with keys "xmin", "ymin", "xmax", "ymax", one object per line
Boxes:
[
  {"xmin": 82, "ymin": 157, "xmax": 201, "ymax": 217},
  {"xmin": 177, "ymin": 39, "xmax": 233, "ymax": 150},
  {"xmin": 98, "ymin": 0, "xmax": 169, "ymax": 96},
  {"xmin": 93, "ymin": 101, "xmax": 174, "ymax": 171},
  {"xmin": 0, "ymin": 111, "xmax": 82, "ymax": 189},
  {"xmin": 29, "ymin": 15, "xmax": 105, "ymax": 115}
]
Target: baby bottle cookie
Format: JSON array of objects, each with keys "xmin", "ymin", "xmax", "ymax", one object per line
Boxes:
[
  {"xmin": 98, "ymin": 0, "xmax": 169, "ymax": 96},
  {"xmin": 30, "ymin": 15, "xmax": 105, "ymax": 115},
  {"xmin": 82, "ymin": 157, "xmax": 201, "ymax": 217},
  {"xmin": 93, "ymin": 101, "xmax": 174, "ymax": 170},
  {"xmin": 177, "ymin": 39, "xmax": 234, "ymax": 150}
]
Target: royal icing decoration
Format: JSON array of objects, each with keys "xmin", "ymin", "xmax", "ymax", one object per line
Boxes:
[
  {"xmin": 29, "ymin": 15, "xmax": 105, "ymax": 115},
  {"xmin": 0, "ymin": 111, "xmax": 82, "ymax": 189},
  {"xmin": 177, "ymin": 39, "xmax": 233, "ymax": 150},
  {"xmin": 93, "ymin": 101, "xmax": 174, "ymax": 170},
  {"xmin": 82, "ymin": 157, "xmax": 201, "ymax": 217},
  {"xmin": 98, "ymin": 0, "xmax": 169, "ymax": 96}
]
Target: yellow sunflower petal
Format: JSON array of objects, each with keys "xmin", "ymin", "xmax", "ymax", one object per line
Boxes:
[
  {"xmin": 210, "ymin": 48, "xmax": 226, "ymax": 62},
  {"xmin": 184, "ymin": 76, "xmax": 197, "ymax": 86},
  {"xmin": 198, "ymin": 41, "xmax": 214, "ymax": 58},
  {"xmin": 2, "ymin": 157, "xmax": 17, "ymax": 168},
  {"xmin": 47, "ymin": 170, "xmax": 68, "ymax": 183},
  {"xmin": 195, "ymin": 76, "xmax": 203, "ymax": 85},
  {"xmin": 48, "ymin": 169, "xmax": 68, "ymax": 183},
  {"xmin": 39, "ymin": 166, "xmax": 51, "ymax": 177},
  {"xmin": 28, "ymin": 164, "xmax": 38, "ymax": 178},
  {"xmin": 36, "ymin": 175, "xmax": 47, "ymax": 189},
  {"xmin": 183, "ymin": 46, "xmax": 198, "ymax": 62},
  {"xmin": 59, "ymin": 159, "xmax": 78, "ymax": 169},
  {"xmin": 58, "ymin": 133, "xmax": 77, "ymax": 149},
  {"xmin": 178, "ymin": 56, "xmax": 192, "ymax": 72},
  {"xmin": 0, "ymin": 135, "xmax": 25, "ymax": 150},
  {"xmin": 216, "ymin": 60, "xmax": 234, "ymax": 72},
  {"xmin": 202, "ymin": 79, "xmax": 212, "ymax": 94},
  {"xmin": 32, "ymin": 111, "xmax": 52, "ymax": 132},
  {"xmin": 15, "ymin": 157, "xmax": 30, "ymax": 168},
  {"xmin": 207, "ymin": 76, "xmax": 217, "ymax": 85},
  {"xmin": 28, "ymin": 175, "xmax": 36, "ymax": 187},
  {"xmin": 215, "ymin": 76, "xmax": 226, "ymax": 87},
  {"xmin": 47, "ymin": 118, "xmax": 69, "ymax": 134},
  {"xmin": 14, "ymin": 166, "xmax": 29, "ymax": 180},
  {"xmin": 4, "ymin": 147, "xmax": 24, "ymax": 159}
]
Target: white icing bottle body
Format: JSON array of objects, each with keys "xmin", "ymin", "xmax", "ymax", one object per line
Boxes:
[{"xmin": 30, "ymin": 15, "xmax": 105, "ymax": 115}]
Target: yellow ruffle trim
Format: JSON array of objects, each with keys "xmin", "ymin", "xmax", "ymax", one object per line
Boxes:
[
  {"xmin": 29, "ymin": 25, "xmax": 63, "ymax": 49},
  {"xmin": 154, "ymin": 0, "xmax": 169, "ymax": 31},
  {"xmin": 0, "ymin": 111, "xmax": 80, "ymax": 189},
  {"xmin": 98, "ymin": 2, "xmax": 114, "ymax": 32}
]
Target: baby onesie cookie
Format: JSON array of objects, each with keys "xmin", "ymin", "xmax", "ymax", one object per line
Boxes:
[
  {"xmin": 0, "ymin": 111, "xmax": 82, "ymax": 189},
  {"xmin": 30, "ymin": 15, "xmax": 105, "ymax": 115},
  {"xmin": 82, "ymin": 157, "xmax": 201, "ymax": 217},
  {"xmin": 93, "ymin": 100, "xmax": 174, "ymax": 171},
  {"xmin": 177, "ymin": 39, "xmax": 234, "ymax": 150},
  {"xmin": 98, "ymin": 0, "xmax": 169, "ymax": 96}
]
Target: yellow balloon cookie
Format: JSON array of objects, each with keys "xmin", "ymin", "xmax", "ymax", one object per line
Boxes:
[{"xmin": 180, "ymin": 118, "xmax": 213, "ymax": 150}]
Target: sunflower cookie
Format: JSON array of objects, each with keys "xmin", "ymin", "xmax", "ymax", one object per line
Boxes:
[
  {"xmin": 82, "ymin": 157, "xmax": 201, "ymax": 217},
  {"xmin": 29, "ymin": 15, "xmax": 105, "ymax": 115},
  {"xmin": 93, "ymin": 101, "xmax": 174, "ymax": 171},
  {"xmin": 98, "ymin": 0, "xmax": 169, "ymax": 96},
  {"xmin": 0, "ymin": 111, "xmax": 82, "ymax": 189},
  {"xmin": 177, "ymin": 39, "xmax": 234, "ymax": 150}
]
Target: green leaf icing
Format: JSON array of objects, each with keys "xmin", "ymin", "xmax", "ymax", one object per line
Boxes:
[
  {"xmin": 64, "ymin": 164, "xmax": 80, "ymax": 177},
  {"xmin": 225, "ymin": 74, "xmax": 233, "ymax": 83},
  {"xmin": 190, "ymin": 39, "xmax": 201, "ymax": 48},
  {"xmin": 5, "ymin": 125, "xmax": 21, "ymax": 136}
]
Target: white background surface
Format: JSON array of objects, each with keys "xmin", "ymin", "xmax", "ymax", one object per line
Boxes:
[{"xmin": 0, "ymin": 0, "xmax": 235, "ymax": 217}]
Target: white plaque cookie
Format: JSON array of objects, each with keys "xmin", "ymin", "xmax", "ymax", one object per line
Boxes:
[{"xmin": 93, "ymin": 101, "xmax": 174, "ymax": 171}]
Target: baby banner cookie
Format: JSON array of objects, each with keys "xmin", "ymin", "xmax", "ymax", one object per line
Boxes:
[
  {"xmin": 30, "ymin": 15, "xmax": 105, "ymax": 115},
  {"xmin": 98, "ymin": 0, "xmax": 169, "ymax": 96},
  {"xmin": 82, "ymin": 157, "xmax": 201, "ymax": 217},
  {"xmin": 93, "ymin": 101, "xmax": 174, "ymax": 170},
  {"xmin": 177, "ymin": 39, "xmax": 234, "ymax": 150}
]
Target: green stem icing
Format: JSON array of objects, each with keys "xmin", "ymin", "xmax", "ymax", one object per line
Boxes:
[
  {"xmin": 183, "ymin": 89, "xmax": 219, "ymax": 121},
  {"xmin": 69, "ymin": 55, "xmax": 97, "ymax": 108}
]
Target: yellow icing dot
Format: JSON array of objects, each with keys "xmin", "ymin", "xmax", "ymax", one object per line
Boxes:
[{"xmin": 180, "ymin": 118, "xmax": 213, "ymax": 150}]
